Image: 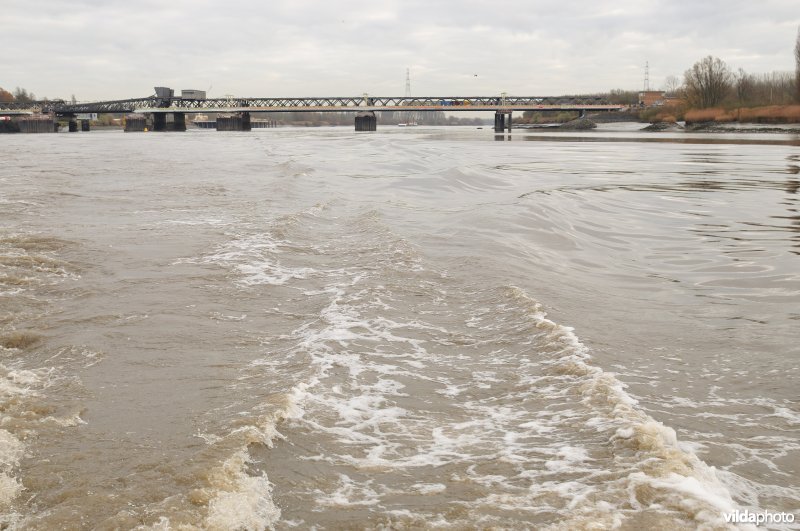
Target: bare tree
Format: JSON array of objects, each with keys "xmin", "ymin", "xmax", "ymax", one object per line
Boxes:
[
  {"xmin": 735, "ymin": 68, "xmax": 753, "ymax": 105},
  {"xmin": 734, "ymin": 69, "xmax": 795, "ymax": 106},
  {"xmin": 12, "ymin": 87, "xmax": 35, "ymax": 103},
  {"xmin": 605, "ymin": 89, "xmax": 639, "ymax": 105},
  {"xmin": 684, "ymin": 56, "xmax": 732, "ymax": 108},
  {"xmin": 663, "ymin": 75, "xmax": 681, "ymax": 96},
  {"xmin": 795, "ymin": 26, "xmax": 800, "ymax": 102}
]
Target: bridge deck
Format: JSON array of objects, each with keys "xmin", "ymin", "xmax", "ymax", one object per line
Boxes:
[{"xmin": 1, "ymin": 96, "xmax": 627, "ymax": 115}]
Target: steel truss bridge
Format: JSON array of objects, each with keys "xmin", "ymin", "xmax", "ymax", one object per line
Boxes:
[{"xmin": 1, "ymin": 95, "xmax": 625, "ymax": 115}]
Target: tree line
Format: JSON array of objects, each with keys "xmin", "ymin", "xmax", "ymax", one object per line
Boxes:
[
  {"xmin": 0, "ymin": 87, "xmax": 37, "ymax": 103},
  {"xmin": 603, "ymin": 26, "xmax": 800, "ymax": 120},
  {"xmin": 682, "ymin": 55, "xmax": 798, "ymax": 109},
  {"xmin": 655, "ymin": 27, "xmax": 800, "ymax": 116}
]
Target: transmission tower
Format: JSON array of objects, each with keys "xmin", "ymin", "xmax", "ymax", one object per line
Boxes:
[
  {"xmin": 644, "ymin": 61, "xmax": 650, "ymax": 91},
  {"xmin": 405, "ymin": 68, "xmax": 411, "ymax": 97}
]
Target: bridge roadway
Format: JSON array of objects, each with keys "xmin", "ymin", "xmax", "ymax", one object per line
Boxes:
[{"xmin": 1, "ymin": 95, "xmax": 625, "ymax": 115}]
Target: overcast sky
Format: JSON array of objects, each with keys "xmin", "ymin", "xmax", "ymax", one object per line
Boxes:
[{"xmin": 2, "ymin": 0, "xmax": 798, "ymax": 101}]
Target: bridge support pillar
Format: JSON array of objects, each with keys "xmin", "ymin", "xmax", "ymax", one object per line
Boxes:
[
  {"xmin": 494, "ymin": 113, "xmax": 504, "ymax": 132},
  {"xmin": 173, "ymin": 112, "xmax": 186, "ymax": 132},
  {"xmin": 153, "ymin": 113, "xmax": 167, "ymax": 132},
  {"xmin": 124, "ymin": 114, "xmax": 147, "ymax": 132},
  {"xmin": 81, "ymin": 120, "xmax": 90, "ymax": 132},
  {"xmin": 355, "ymin": 111, "xmax": 376, "ymax": 131},
  {"xmin": 16, "ymin": 116, "xmax": 55, "ymax": 134},
  {"xmin": 494, "ymin": 111, "xmax": 512, "ymax": 132},
  {"xmin": 216, "ymin": 113, "xmax": 251, "ymax": 131},
  {"xmin": 68, "ymin": 119, "xmax": 79, "ymax": 132}
]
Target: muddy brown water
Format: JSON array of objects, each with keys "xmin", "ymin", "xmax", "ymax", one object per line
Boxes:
[{"xmin": 0, "ymin": 126, "xmax": 798, "ymax": 529}]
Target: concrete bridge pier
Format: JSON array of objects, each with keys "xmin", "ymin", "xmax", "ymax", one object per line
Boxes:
[
  {"xmin": 124, "ymin": 114, "xmax": 147, "ymax": 132},
  {"xmin": 216, "ymin": 113, "xmax": 251, "ymax": 131},
  {"xmin": 173, "ymin": 112, "xmax": 186, "ymax": 132},
  {"xmin": 153, "ymin": 113, "xmax": 167, "ymax": 132},
  {"xmin": 15, "ymin": 115, "xmax": 56, "ymax": 134},
  {"xmin": 494, "ymin": 111, "xmax": 512, "ymax": 132},
  {"xmin": 68, "ymin": 118, "xmax": 79, "ymax": 132},
  {"xmin": 147, "ymin": 112, "xmax": 188, "ymax": 131},
  {"xmin": 355, "ymin": 111, "xmax": 376, "ymax": 131},
  {"xmin": 81, "ymin": 120, "xmax": 90, "ymax": 132}
]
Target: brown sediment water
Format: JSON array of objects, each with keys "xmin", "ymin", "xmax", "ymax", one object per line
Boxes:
[{"xmin": 0, "ymin": 126, "xmax": 797, "ymax": 529}]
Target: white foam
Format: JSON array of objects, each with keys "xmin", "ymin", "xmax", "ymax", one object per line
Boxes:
[
  {"xmin": 157, "ymin": 218, "xmax": 228, "ymax": 227},
  {"xmin": 436, "ymin": 382, "xmax": 467, "ymax": 398},
  {"xmin": 765, "ymin": 404, "xmax": 800, "ymax": 425},
  {"xmin": 501, "ymin": 286, "xmax": 748, "ymax": 527},
  {"xmin": 133, "ymin": 516, "xmax": 172, "ymax": 530},
  {"xmin": 626, "ymin": 471, "xmax": 747, "ymax": 528},
  {"xmin": 235, "ymin": 261, "xmax": 314, "ymax": 286},
  {"xmin": 544, "ymin": 446, "xmax": 591, "ymax": 473},
  {"xmin": 315, "ymin": 474, "xmax": 380, "ymax": 507},
  {"xmin": 0, "ymin": 365, "xmax": 44, "ymax": 401},
  {"xmin": 6, "ymin": 369, "xmax": 41, "ymax": 387},
  {"xmin": 411, "ymin": 483, "xmax": 447, "ymax": 495},
  {"xmin": 186, "ymin": 231, "xmax": 316, "ymax": 286},
  {"xmin": 204, "ymin": 450, "xmax": 281, "ymax": 530},
  {"xmin": 197, "ymin": 378, "xmax": 313, "ymax": 529},
  {"xmin": 210, "ymin": 312, "xmax": 247, "ymax": 322},
  {"xmin": 0, "ymin": 362, "xmax": 75, "ymax": 510},
  {"xmin": 39, "ymin": 412, "xmax": 86, "ymax": 427},
  {"xmin": 204, "ymin": 233, "xmax": 753, "ymax": 528},
  {"xmin": 0, "ymin": 429, "xmax": 24, "ymax": 508}
]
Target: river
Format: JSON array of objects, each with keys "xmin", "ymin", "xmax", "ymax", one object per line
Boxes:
[{"xmin": 0, "ymin": 125, "xmax": 798, "ymax": 529}]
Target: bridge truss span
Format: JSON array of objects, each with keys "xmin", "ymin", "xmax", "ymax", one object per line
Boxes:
[
  {"xmin": 138, "ymin": 95, "xmax": 623, "ymax": 113},
  {"xmin": 0, "ymin": 93, "xmax": 627, "ymax": 133},
  {"xmin": 1, "ymin": 95, "xmax": 626, "ymax": 115}
]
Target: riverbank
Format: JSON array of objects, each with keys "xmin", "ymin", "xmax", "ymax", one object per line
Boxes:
[
  {"xmin": 641, "ymin": 121, "xmax": 800, "ymax": 133},
  {"xmin": 520, "ymin": 118, "xmax": 800, "ymax": 134},
  {"xmin": 684, "ymin": 105, "xmax": 800, "ymax": 124},
  {"xmin": 685, "ymin": 122, "xmax": 800, "ymax": 133}
]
